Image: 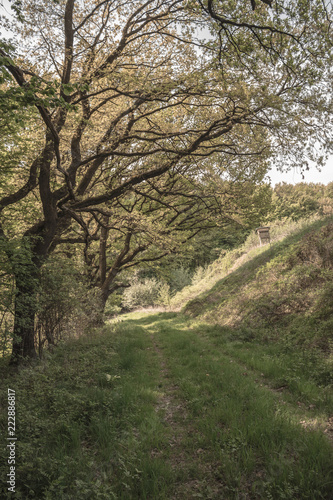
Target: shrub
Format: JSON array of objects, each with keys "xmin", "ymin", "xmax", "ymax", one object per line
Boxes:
[
  {"xmin": 122, "ymin": 276, "xmax": 162, "ymax": 310},
  {"xmin": 191, "ymin": 266, "xmax": 207, "ymax": 286},
  {"xmin": 157, "ymin": 283, "xmax": 172, "ymax": 307},
  {"xmin": 168, "ymin": 265, "xmax": 192, "ymax": 291},
  {"xmin": 104, "ymin": 292, "xmax": 123, "ymax": 317},
  {"xmin": 35, "ymin": 255, "xmax": 97, "ymax": 353}
]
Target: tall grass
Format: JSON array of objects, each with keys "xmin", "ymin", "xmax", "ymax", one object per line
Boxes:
[
  {"xmin": 149, "ymin": 314, "xmax": 333, "ymax": 499},
  {"xmin": 0, "ymin": 324, "xmax": 174, "ymax": 499}
]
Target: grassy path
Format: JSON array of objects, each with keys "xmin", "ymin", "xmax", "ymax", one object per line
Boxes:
[
  {"xmin": 113, "ymin": 311, "xmax": 333, "ymax": 499},
  {"xmin": 0, "ymin": 312, "xmax": 332, "ymax": 499}
]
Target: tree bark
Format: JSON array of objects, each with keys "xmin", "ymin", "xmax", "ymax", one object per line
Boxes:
[
  {"xmin": 9, "ymin": 214, "xmax": 58, "ymax": 363},
  {"xmin": 10, "ymin": 262, "xmax": 39, "ymax": 364}
]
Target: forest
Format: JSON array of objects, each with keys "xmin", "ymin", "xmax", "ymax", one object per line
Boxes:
[{"xmin": 0, "ymin": 1, "xmax": 333, "ymax": 498}]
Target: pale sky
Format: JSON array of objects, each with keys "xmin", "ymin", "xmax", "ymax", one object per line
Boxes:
[{"xmin": 267, "ymin": 156, "xmax": 333, "ymax": 186}]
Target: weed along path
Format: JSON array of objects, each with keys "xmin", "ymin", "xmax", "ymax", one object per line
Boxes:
[
  {"xmin": 1, "ymin": 312, "xmax": 332, "ymax": 499},
  {"xmin": 109, "ymin": 311, "xmax": 333, "ymax": 500}
]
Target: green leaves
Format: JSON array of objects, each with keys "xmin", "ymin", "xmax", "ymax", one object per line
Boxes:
[{"xmin": 61, "ymin": 83, "xmax": 74, "ymax": 96}]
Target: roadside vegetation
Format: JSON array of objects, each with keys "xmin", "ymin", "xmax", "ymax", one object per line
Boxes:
[
  {"xmin": 169, "ymin": 214, "xmax": 325, "ymax": 311},
  {"xmin": 184, "ymin": 216, "xmax": 333, "ymax": 354}
]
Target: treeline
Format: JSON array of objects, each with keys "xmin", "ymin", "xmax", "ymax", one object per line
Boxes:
[
  {"xmin": 270, "ymin": 182, "xmax": 333, "ymax": 221},
  {"xmin": 105, "ymin": 181, "xmax": 333, "ymax": 313}
]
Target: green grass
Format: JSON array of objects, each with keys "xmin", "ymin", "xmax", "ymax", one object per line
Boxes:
[
  {"xmin": 152, "ymin": 315, "xmax": 333, "ymax": 499},
  {"xmin": 1, "ymin": 313, "xmax": 333, "ymax": 500},
  {"xmin": 0, "ymin": 323, "xmax": 174, "ymax": 499},
  {"xmin": 170, "ymin": 214, "xmax": 324, "ymax": 311},
  {"xmin": 1, "ymin": 217, "xmax": 333, "ymax": 498},
  {"xmin": 0, "ymin": 313, "xmax": 332, "ymax": 499},
  {"xmin": 182, "ymin": 217, "xmax": 333, "ymax": 353}
]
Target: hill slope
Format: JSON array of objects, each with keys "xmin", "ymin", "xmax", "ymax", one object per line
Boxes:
[{"xmin": 183, "ymin": 217, "xmax": 333, "ymax": 353}]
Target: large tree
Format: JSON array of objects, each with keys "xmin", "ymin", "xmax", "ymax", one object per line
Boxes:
[
  {"xmin": 0, "ymin": 0, "xmax": 332, "ymax": 362},
  {"xmin": 61, "ymin": 169, "xmax": 269, "ymax": 316}
]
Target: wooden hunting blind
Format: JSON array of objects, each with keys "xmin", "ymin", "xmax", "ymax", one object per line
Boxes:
[{"xmin": 256, "ymin": 226, "xmax": 270, "ymax": 246}]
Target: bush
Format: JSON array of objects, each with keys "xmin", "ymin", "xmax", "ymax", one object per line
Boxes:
[
  {"xmin": 191, "ymin": 266, "xmax": 207, "ymax": 286},
  {"xmin": 0, "ymin": 244, "xmax": 98, "ymax": 358},
  {"xmin": 104, "ymin": 292, "xmax": 123, "ymax": 317},
  {"xmin": 122, "ymin": 276, "xmax": 163, "ymax": 310},
  {"xmin": 36, "ymin": 255, "xmax": 99, "ymax": 353},
  {"xmin": 168, "ymin": 266, "xmax": 192, "ymax": 291},
  {"xmin": 158, "ymin": 283, "xmax": 172, "ymax": 307}
]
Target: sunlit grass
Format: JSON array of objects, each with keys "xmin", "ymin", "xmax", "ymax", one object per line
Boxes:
[
  {"xmin": 153, "ymin": 315, "xmax": 333, "ymax": 499},
  {"xmin": 0, "ymin": 313, "xmax": 332, "ymax": 499}
]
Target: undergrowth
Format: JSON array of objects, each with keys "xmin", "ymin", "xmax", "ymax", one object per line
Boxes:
[
  {"xmin": 183, "ymin": 216, "xmax": 333, "ymax": 354},
  {"xmin": 0, "ymin": 311, "xmax": 332, "ymax": 499},
  {"xmin": 0, "ymin": 324, "xmax": 173, "ymax": 499}
]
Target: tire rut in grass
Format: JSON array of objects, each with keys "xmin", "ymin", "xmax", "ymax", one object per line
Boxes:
[
  {"xmin": 148, "ymin": 327, "xmax": 232, "ymax": 499},
  {"xmin": 149, "ymin": 331, "xmax": 188, "ymax": 456},
  {"xmin": 149, "ymin": 330, "xmax": 214, "ymax": 498},
  {"xmin": 199, "ymin": 334, "xmax": 333, "ymax": 446},
  {"xmin": 144, "ymin": 318, "xmax": 333, "ymax": 498}
]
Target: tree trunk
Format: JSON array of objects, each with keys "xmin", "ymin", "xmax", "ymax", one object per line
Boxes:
[
  {"xmin": 92, "ymin": 283, "xmax": 119, "ymax": 326},
  {"xmin": 10, "ymin": 261, "xmax": 39, "ymax": 364}
]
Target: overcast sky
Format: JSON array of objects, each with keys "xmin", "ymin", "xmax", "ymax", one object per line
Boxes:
[{"xmin": 267, "ymin": 156, "xmax": 333, "ymax": 186}]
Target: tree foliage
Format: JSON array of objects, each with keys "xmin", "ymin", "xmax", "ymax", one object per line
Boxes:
[
  {"xmin": 0, "ymin": 0, "xmax": 332, "ymax": 361},
  {"xmin": 269, "ymin": 182, "xmax": 333, "ymax": 221}
]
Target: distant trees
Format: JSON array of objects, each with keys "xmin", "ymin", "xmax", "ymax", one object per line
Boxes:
[
  {"xmin": 0, "ymin": 0, "xmax": 332, "ymax": 362},
  {"xmin": 269, "ymin": 182, "xmax": 333, "ymax": 221},
  {"xmin": 61, "ymin": 174, "xmax": 271, "ymax": 318}
]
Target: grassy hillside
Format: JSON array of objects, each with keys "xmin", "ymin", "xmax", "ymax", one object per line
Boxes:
[
  {"xmin": 183, "ymin": 216, "xmax": 333, "ymax": 354},
  {"xmin": 169, "ymin": 215, "xmax": 322, "ymax": 311}
]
